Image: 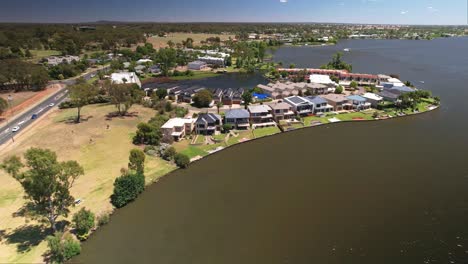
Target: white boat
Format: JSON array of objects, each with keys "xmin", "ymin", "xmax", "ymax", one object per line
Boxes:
[{"xmin": 343, "ymin": 48, "xmax": 350, "ymax": 52}]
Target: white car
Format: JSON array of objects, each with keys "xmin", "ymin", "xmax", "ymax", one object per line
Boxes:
[
  {"xmin": 12, "ymin": 126, "xmax": 20, "ymax": 132},
  {"xmin": 49, "ymin": 103, "xmax": 55, "ymax": 107}
]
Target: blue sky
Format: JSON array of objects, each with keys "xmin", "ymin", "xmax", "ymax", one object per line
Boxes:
[{"xmin": 1, "ymin": 0, "xmax": 466, "ymax": 25}]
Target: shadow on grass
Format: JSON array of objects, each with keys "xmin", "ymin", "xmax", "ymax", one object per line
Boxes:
[
  {"xmin": 2, "ymin": 225, "xmax": 50, "ymax": 253},
  {"xmin": 58, "ymin": 115, "xmax": 94, "ymax": 125},
  {"xmin": 105, "ymin": 111, "xmax": 139, "ymax": 121}
]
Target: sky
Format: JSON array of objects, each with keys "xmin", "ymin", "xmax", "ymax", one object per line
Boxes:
[{"xmin": 0, "ymin": 0, "xmax": 467, "ymax": 25}]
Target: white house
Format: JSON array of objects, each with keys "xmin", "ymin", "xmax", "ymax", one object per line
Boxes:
[
  {"xmin": 111, "ymin": 72, "xmax": 142, "ymax": 88},
  {"xmin": 136, "ymin": 59, "xmax": 153, "ymax": 65},
  {"xmin": 362, "ymin": 93, "xmax": 384, "ymax": 107},
  {"xmin": 161, "ymin": 118, "xmax": 195, "ymax": 141},
  {"xmin": 309, "ymin": 74, "xmax": 338, "ymax": 86}
]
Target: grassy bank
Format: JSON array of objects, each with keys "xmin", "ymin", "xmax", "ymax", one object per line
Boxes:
[{"xmin": 0, "ymin": 104, "xmax": 176, "ymax": 263}]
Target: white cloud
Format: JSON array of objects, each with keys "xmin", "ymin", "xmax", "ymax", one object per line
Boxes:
[
  {"xmin": 400, "ymin": 10, "xmax": 409, "ymax": 15},
  {"xmin": 280, "ymin": 0, "xmax": 288, "ymax": 3}
]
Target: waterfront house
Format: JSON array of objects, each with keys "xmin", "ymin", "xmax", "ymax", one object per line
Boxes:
[
  {"xmin": 188, "ymin": 60, "xmax": 208, "ymax": 70},
  {"xmin": 232, "ymin": 88, "xmax": 244, "ymax": 105},
  {"xmin": 347, "ymin": 95, "xmax": 371, "ymax": 110},
  {"xmin": 222, "ymin": 88, "xmax": 234, "ymax": 105},
  {"xmin": 378, "ymin": 90, "xmax": 400, "ymax": 102},
  {"xmin": 284, "ymin": 96, "xmax": 313, "ymax": 116},
  {"xmin": 305, "ymin": 96, "xmax": 334, "ymax": 114},
  {"xmin": 225, "ymin": 109, "xmax": 250, "ymax": 130},
  {"xmin": 321, "ymin": 94, "xmax": 352, "ymax": 111},
  {"xmin": 269, "ymin": 102, "xmax": 295, "ymax": 122},
  {"xmin": 161, "ymin": 118, "xmax": 195, "ymax": 142},
  {"xmin": 248, "ymin": 105, "xmax": 275, "ymax": 128},
  {"xmin": 212, "ymin": 88, "xmax": 224, "ymax": 104},
  {"xmin": 362, "ymin": 93, "xmax": 384, "ymax": 107},
  {"xmin": 195, "ymin": 113, "xmax": 222, "ymax": 135}
]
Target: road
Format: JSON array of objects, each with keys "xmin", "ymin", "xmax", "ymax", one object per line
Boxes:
[{"xmin": 0, "ymin": 65, "xmax": 110, "ymax": 146}]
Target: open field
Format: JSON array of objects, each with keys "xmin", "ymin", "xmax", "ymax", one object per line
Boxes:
[
  {"xmin": 28, "ymin": 49, "xmax": 61, "ymax": 63},
  {"xmin": 0, "ymin": 91, "xmax": 39, "ymax": 109},
  {"xmin": 0, "ymin": 104, "xmax": 175, "ymax": 263},
  {"xmin": 147, "ymin": 33, "xmax": 235, "ymax": 49}
]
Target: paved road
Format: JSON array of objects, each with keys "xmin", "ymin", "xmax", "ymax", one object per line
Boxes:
[{"xmin": 0, "ymin": 65, "xmax": 110, "ymax": 146}]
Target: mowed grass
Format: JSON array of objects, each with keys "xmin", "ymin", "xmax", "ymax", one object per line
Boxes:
[
  {"xmin": 147, "ymin": 33, "xmax": 235, "ymax": 49},
  {"xmin": 252, "ymin": 126, "xmax": 281, "ymax": 138},
  {"xmin": 0, "ymin": 103, "xmax": 175, "ymax": 263},
  {"xmin": 170, "ymin": 71, "xmax": 220, "ymax": 81}
]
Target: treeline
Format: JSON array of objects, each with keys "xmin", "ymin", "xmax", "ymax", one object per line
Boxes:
[{"xmin": 0, "ymin": 59, "xmax": 49, "ymax": 91}]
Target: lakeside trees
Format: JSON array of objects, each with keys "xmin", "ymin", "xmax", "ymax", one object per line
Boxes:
[
  {"xmin": 72, "ymin": 208, "xmax": 95, "ymax": 241},
  {"xmin": 321, "ymin": 52, "xmax": 353, "ymax": 72},
  {"xmin": 46, "ymin": 232, "xmax": 81, "ymax": 263},
  {"xmin": 1, "ymin": 148, "xmax": 84, "ymax": 232}
]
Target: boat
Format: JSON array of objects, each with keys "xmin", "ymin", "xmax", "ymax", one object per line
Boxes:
[{"xmin": 343, "ymin": 48, "xmax": 350, "ymax": 52}]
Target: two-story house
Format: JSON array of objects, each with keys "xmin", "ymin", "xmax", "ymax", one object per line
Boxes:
[
  {"xmin": 305, "ymin": 96, "xmax": 334, "ymax": 114},
  {"xmin": 284, "ymin": 96, "xmax": 313, "ymax": 116},
  {"xmin": 248, "ymin": 105, "xmax": 275, "ymax": 128},
  {"xmin": 195, "ymin": 113, "xmax": 222, "ymax": 135},
  {"xmin": 161, "ymin": 118, "xmax": 195, "ymax": 142},
  {"xmin": 347, "ymin": 95, "xmax": 371, "ymax": 110},
  {"xmin": 269, "ymin": 102, "xmax": 295, "ymax": 122},
  {"xmin": 224, "ymin": 109, "xmax": 250, "ymax": 130}
]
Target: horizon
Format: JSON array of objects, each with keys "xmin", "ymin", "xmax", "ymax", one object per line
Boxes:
[{"xmin": 1, "ymin": 0, "xmax": 467, "ymax": 25}]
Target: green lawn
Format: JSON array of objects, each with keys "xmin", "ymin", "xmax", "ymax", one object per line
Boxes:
[
  {"xmin": 179, "ymin": 145, "xmax": 208, "ymax": 159},
  {"xmin": 213, "ymin": 134, "xmax": 227, "ymax": 141},
  {"xmin": 252, "ymin": 126, "xmax": 281, "ymax": 138},
  {"xmin": 28, "ymin": 49, "xmax": 61, "ymax": 62},
  {"xmin": 194, "ymin": 135, "xmax": 206, "ymax": 144}
]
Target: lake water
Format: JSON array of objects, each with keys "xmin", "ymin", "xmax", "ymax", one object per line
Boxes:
[{"xmin": 75, "ymin": 38, "xmax": 468, "ymax": 264}]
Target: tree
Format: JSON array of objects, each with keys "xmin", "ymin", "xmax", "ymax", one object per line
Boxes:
[
  {"xmin": 154, "ymin": 48, "xmax": 177, "ymax": 76},
  {"xmin": 0, "ymin": 97, "xmax": 8, "ymax": 115},
  {"xmin": 241, "ymin": 91, "xmax": 253, "ymax": 109},
  {"xmin": 108, "ymin": 84, "xmax": 144, "ymax": 116},
  {"xmin": 111, "ymin": 172, "xmax": 145, "ymax": 208},
  {"xmin": 350, "ymin": 81, "xmax": 358, "ymax": 90},
  {"xmin": 174, "ymin": 153, "xmax": 190, "ymax": 168},
  {"xmin": 128, "ymin": 149, "xmax": 145, "ymax": 175},
  {"xmin": 216, "ymin": 101, "xmax": 223, "ymax": 114},
  {"xmin": 192, "ymin": 90, "xmax": 213, "ymax": 108},
  {"xmin": 133, "ymin": 122, "xmax": 161, "ymax": 145},
  {"xmin": 1, "ymin": 148, "xmax": 84, "ymax": 232},
  {"xmin": 46, "ymin": 232, "xmax": 81, "ymax": 263},
  {"xmin": 72, "ymin": 208, "xmax": 95, "ymax": 240},
  {"xmin": 68, "ymin": 83, "xmax": 98, "ymax": 123},
  {"xmin": 321, "ymin": 52, "xmax": 352, "ymax": 72},
  {"xmin": 155, "ymin": 88, "xmax": 168, "ymax": 100},
  {"xmin": 335, "ymin": 85, "xmax": 343, "ymax": 94},
  {"xmin": 162, "ymin": 146, "xmax": 176, "ymax": 161}
]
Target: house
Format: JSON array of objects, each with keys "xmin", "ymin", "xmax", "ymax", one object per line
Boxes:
[
  {"xmin": 347, "ymin": 95, "xmax": 371, "ymax": 110},
  {"xmin": 247, "ymin": 105, "xmax": 275, "ymax": 127},
  {"xmin": 224, "ymin": 109, "xmax": 250, "ymax": 130},
  {"xmin": 195, "ymin": 113, "xmax": 222, "ymax": 135},
  {"xmin": 110, "ymin": 72, "xmax": 142, "ymax": 88},
  {"xmin": 134, "ymin": 65, "xmax": 146, "ymax": 74},
  {"xmin": 136, "ymin": 59, "xmax": 153, "ymax": 65},
  {"xmin": 284, "ymin": 96, "xmax": 313, "ymax": 116},
  {"xmin": 212, "ymin": 88, "xmax": 224, "ymax": 103},
  {"xmin": 321, "ymin": 94, "xmax": 352, "ymax": 111},
  {"xmin": 161, "ymin": 118, "xmax": 195, "ymax": 142},
  {"xmin": 46, "ymin": 55, "xmax": 80, "ymax": 66},
  {"xmin": 269, "ymin": 102, "xmax": 295, "ymax": 122},
  {"xmin": 305, "ymin": 96, "xmax": 334, "ymax": 114},
  {"xmin": 188, "ymin": 61, "xmax": 208, "ymax": 70},
  {"xmin": 232, "ymin": 88, "xmax": 244, "ymax": 105},
  {"xmin": 149, "ymin": 65, "xmax": 161, "ymax": 74},
  {"xmin": 309, "ymin": 74, "xmax": 337, "ymax": 86},
  {"xmin": 197, "ymin": 56, "xmax": 225, "ymax": 67},
  {"xmin": 221, "ymin": 88, "xmax": 234, "ymax": 105},
  {"xmin": 362, "ymin": 93, "xmax": 384, "ymax": 107},
  {"xmin": 378, "ymin": 90, "xmax": 400, "ymax": 102}
]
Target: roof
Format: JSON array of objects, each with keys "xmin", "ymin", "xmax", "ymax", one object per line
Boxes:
[
  {"xmin": 162, "ymin": 118, "xmax": 194, "ymax": 129},
  {"xmin": 110, "ymin": 72, "xmax": 141, "ymax": 87},
  {"xmin": 362, "ymin": 93, "xmax": 383, "ymax": 101},
  {"xmin": 347, "ymin": 95, "xmax": 367, "ymax": 102},
  {"xmin": 322, "ymin": 94, "xmax": 349, "ymax": 103},
  {"xmin": 196, "ymin": 113, "xmax": 221, "ymax": 124},
  {"xmin": 225, "ymin": 109, "xmax": 250, "ymax": 119},
  {"xmin": 305, "ymin": 96, "xmax": 327, "ymax": 105},
  {"xmin": 309, "ymin": 74, "xmax": 336, "ymax": 85},
  {"xmin": 389, "ymin": 86, "xmax": 415, "ymax": 93},
  {"xmin": 248, "ymin": 104, "xmax": 272, "ymax": 114},
  {"xmin": 284, "ymin": 96, "xmax": 309, "ymax": 106},
  {"xmin": 269, "ymin": 102, "xmax": 291, "ymax": 110},
  {"xmin": 379, "ymin": 90, "xmax": 400, "ymax": 99},
  {"xmin": 188, "ymin": 60, "xmax": 207, "ymax": 66}
]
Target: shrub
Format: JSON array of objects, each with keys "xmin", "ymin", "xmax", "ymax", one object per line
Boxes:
[
  {"xmin": 335, "ymin": 85, "xmax": 343, "ymax": 94},
  {"xmin": 72, "ymin": 208, "xmax": 95, "ymax": 240},
  {"xmin": 128, "ymin": 149, "xmax": 145, "ymax": 174},
  {"xmin": 46, "ymin": 232, "xmax": 81, "ymax": 263},
  {"xmin": 162, "ymin": 146, "xmax": 177, "ymax": 161},
  {"xmin": 174, "ymin": 153, "xmax": 190, "ymax": 168},
  {"xmin": 110, "ymin": 173, "xmax": 145, "ymax": 208},
  {"xmin": 97, "ymin": 213, "xmax": 110, "ymax": 227}
]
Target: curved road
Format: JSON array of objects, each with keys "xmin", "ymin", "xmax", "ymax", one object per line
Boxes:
[{"xmin": 0, "ymin": 66, "xmax": 109, "ymax": 145}]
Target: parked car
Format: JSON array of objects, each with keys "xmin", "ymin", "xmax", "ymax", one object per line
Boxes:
[{"xmin": 12, "ymin": 126, "xmax": 20, "ymax": 132}]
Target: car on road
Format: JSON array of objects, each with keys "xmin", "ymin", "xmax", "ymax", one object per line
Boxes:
[
  {"xmin": 31, "ymin": 114, "xmax": 38, "ymax": 120},
  {"xmin": 49, "ymin": 103, "xmax": 55, "ymax": 107},
  {"xmin": 12, "ymin": 126, "xmax": 20, "ymax": 132}
]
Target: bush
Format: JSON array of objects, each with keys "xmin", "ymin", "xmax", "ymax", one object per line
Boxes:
[
  {"xmin": 192, "ymin": 90, "xmax": 213, "ymax": 108},
  {"xmin": 110, "ymin": 173, "xmax": 145, "ymax": 208},
  {"xmin": 46, "ymin": 232, "xmax": 81, "ymax": 263},
  {"xmin": 223, "ymin": 124, "xmax": 233, "ymax": 133},
  {"xmin": 162, "ymin": 146, "xmax": 176, "ymax": 161},
  {"xmin": 97, "ymin": 213, "xmax": 110, "ymax": 227},
  {"xmin": 59, "ymin": 95, "xmax": 111, "ymax": 109},
  {"xmin": 72, "ymin": 208, "xmax": 95, "ymax": 240},
  {"xmin": 128, "ymin": 149, "xmax": 145, "ymax": 174},
  {"xmin": 335, "ymin": 85, "xmax": 343, "ymax": 94},
  {"xmin": 174, "ymin": 153, "xmax": 190, "ymax": 168}
]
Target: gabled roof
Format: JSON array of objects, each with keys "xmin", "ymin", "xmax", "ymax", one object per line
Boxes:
[
  {"xmin": 196, "ymin": 113, "xmax": 221, "ymax": 124},
  {"xmin": 225, "ymin": 109, "xmax": 250, "ymax": 119},
  {"xmin": 284, "ymin": 96, "xmax": 310, "ymax": 106},
  {"xmin": 378, "ymin": 90, "xmax": 400, "ymax": 99},
  {"xmin": 362, "ymin": 93, "xmax": 383, "ymax": 101},
  {"xmin": 269, "ymin": 102, "xmax": 291, "ymax": 110},
  {"xmin": 322, "ymin": 94, "xmax": 349, "ymax": 103}
]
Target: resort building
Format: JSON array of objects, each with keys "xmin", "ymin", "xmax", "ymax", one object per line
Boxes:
[
  {"xmin": 284, "ymin": 96, "xmax": 314, "ymax": 116},
  {"xmin": 224, "ymin": 109, "xmax": 250, "ymax": 130},
  {"xmin": 321, "ymin": 94, "xmax": 352, "ymax": 111},
  {"xmin": 347, "ymin": 95, "xmax": 372, "ymax": 110},
  {"xmin": 248, "ymin": 105, "xmax": 275, "ymax": 128},
  {"xmin": 161, "ymin": 118, "xmax": 195, "ymax": 142},
  {"xmin": 269, "ymin": 102, "xmax": 295, "ymax": 122},
  {"xmin": 110, "ymin": 72, "xmax": 142, "ymax": 88},
  {"xmin": 362, "ymin": 93, "xmax": 384, "ymax": 107},
  {"xmin": 305, "ymin": 96, "xmax": 334, "ymax": 114},
  {"xmin": 188, "ymin": 61, "xmax": 208, "ymax": 70},
  {"xmin": 195, "ymin": 113, "xmax": 222, "ymax": 135}
]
